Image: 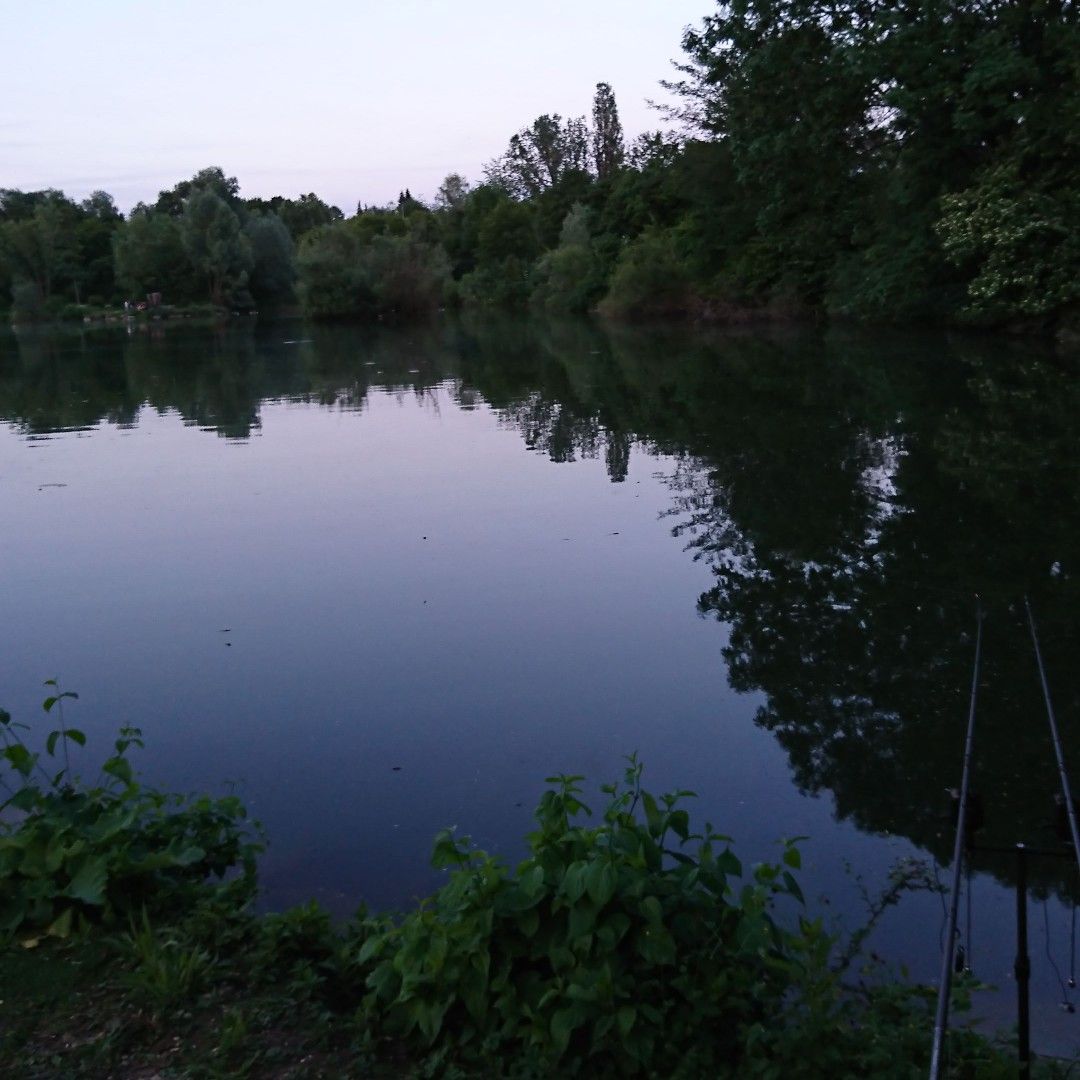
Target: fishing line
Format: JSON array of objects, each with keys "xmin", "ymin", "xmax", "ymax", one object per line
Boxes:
[
  {"xmin": 931, "ymin": 858, "xmax": 949, "ymax": 954},
  {"xmin": 1070, "ymin": 897, "xmax": 1077, "ymax": 991},
  {"xmin": 1043, "ymin": 897, "xmax": 1074, "ymax": 1010},
  {"xmin": 963, "ymin": 862, "xmax": 973, "ymax": 975}
]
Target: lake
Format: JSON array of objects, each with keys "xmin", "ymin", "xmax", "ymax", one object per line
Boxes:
[{"xmin": 2, "ymin": 316, "xmax": 1079, "ymax": 1057}]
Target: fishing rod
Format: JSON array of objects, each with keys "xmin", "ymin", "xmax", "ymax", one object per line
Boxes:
[
  {"xmin": 929, "ymin": 601, "xmax": 985, "ymax": 1080},
  {"xmin": 1025, "ymin": 597, "xmax": 1080, "ymax": 876}
]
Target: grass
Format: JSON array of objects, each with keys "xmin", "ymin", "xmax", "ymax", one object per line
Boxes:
[{"xmin": 0, "ymin": 933, "xmax": 384, "ymax": 1079}]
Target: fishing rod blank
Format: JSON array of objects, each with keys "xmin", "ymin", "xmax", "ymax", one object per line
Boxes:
[
  {"xmin": 1024, "ymin": 597, "xmax": 1080, "ymax": 876},
  {"xmin": 929, "ymin": 603, "xmax": 985, "ymax": 1080}
]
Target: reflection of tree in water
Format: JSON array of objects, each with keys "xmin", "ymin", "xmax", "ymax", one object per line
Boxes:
[
  {"xmin": 0, "ymin": 322, "xmax": 459, "ymax": 440},
  {"xmin": 459, "ymin": 321, "xmax": 1080, "ymax": 895},
  {"xmin": 3, "ymin": 318, "xmax": 1079, "ymax": 893},
  {"xmin": 665, "ymin": 338, "xmax": 1080, "ymax": 897}
]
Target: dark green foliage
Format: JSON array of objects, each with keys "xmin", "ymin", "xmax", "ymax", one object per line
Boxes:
[
  {"xmin": 244, "ymin": 211, "xmax": 297, "ymax": 307},
  {"xmin": 599, "ymin": 229, "xmax": 693, "ymax": 318},
  {"xmin": 112, "ymin": 207, "xmax": 193, "ymax": 301},
  {"xmin": 352, "ymin": 758, "xmax": 1011, "ymax": 1077},
  {"xmin": 0, "ymin": 687, "xmax": 261, "ymax": 943},
  {"xmin": 245, "ymin": 191, "xmax": 344, "ymax": 240},
  {"xmin": 180, "ymin": 188, "xmax": 253, "ymax": 307},
  {"xmin": 297, "ymin": 215, "xmax": 449, "ymax": 319},
  {"xmin": 154, "ymin": 166, "xmax": 242, "ymax": 218},
  {"xmin": 937, "ymin": 164, "xmax": 1080, "ymax": 322},
  {"xmin": 531, "ymin": 205, "xmax": 606, "ymax": 313},
  {"xmin": 660, "ymin": 0, "xmax": 1079, "ymax": 330},
  {"xmin": 486, "ymin": 114, "xmax": 592, "ymax": 200},
  {"xmin": 0, "ymin": 194, "xmax": 82, "ymax": 317}
]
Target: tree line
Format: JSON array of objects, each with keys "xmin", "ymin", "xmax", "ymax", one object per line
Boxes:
[{"xmin": 2, "ymin": 0, "xmax": 1077, "ymax": 332}]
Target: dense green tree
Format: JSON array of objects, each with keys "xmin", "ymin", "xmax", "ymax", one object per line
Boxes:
[
  {"xmin": 530, "ymin": 204, "xmax": 604, "ymax": 313},
  {"xmin": 113, "ymin": 208, "xmax": 193, "ymax": 301},
  {"xmin": 486, "ymin": 115, "xmax": 591, "ymax": 199},
  {"xmin": 180, "ymin": 189, "xmax": 253, "ymax": 306},
  {"xmin": 74, "ymin": 191, "xmax": 123, "ymax": 302},
  {"xmin": 156, "ymin": 167, "xmax": 242, "ymax": 217},
  {"xmin": 434, "ymin": 173, "xmax": 470, "ymax": 211},
  {"xmin": 244, "ymin": 193, "xmax": 344, "ymax": 241},
  {"xmin": 667, "ymin": 0, "xmax": 874, "ymax": 304},
  {"xmin": 296, "ymin": 214, "xmax": 448, "ymax": 319},
  {"xmin": 0, "ymin": 195, "xmax": 80, "ymax": 312},
  {"xmin": 937, "ymin": 164, "xmax": 1080, "ymax": 322},
  {"xmin": 244, "ymin": 212, "xmax": 297, "ymax": 308},
  {"xmin": 599, "ymin": 229, "xmax": 692, "ymax": 318}
]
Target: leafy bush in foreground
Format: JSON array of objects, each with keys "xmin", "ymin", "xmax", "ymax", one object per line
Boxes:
[
  {"xmin": 353, "ymin": 758, "xmax": 1007, "ymax": 1077},
  {"xmin": 0, "ymin": 684, "xmax": 260, "ymax": 943}
]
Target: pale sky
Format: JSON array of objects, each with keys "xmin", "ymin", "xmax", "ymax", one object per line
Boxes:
[{"xmin": 2, "ymin": 0, "xmax": 709, "ymax": 214}]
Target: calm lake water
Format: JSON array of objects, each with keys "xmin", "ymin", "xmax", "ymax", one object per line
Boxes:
[{"xmin": 2, "ymin": 316, "xmax": 1079, "ymax": 1056}]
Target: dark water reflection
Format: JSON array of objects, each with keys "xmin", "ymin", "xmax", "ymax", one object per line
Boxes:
[{"xmin": 2, "ymin": 317, "xmax": 1079, "ymax": 1053}]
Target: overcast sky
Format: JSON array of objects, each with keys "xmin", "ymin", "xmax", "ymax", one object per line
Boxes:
[{"xmin": 2, "ymin": 0, "xmax": 708, "ymax": 213}]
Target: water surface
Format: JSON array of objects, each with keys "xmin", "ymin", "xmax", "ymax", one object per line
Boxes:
[{"xmin": 2, "ymin": 317, "xmax": 1078, "ymax": 1056}]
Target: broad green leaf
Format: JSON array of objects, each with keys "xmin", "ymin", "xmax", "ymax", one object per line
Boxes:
[
  {"xmin": 518, "ymin": 864, "xmax": 545, "ymax": 900},
  {"xmin": 639, "ymin": 896, "xmax": 663, "ymax": 924},
  {"xmin": 2, "ymin": 744, "xmax": 35, "ymax": 777},
  {"xmin": 66, "ymin": 856, "xmax": 108, "ymax": 906},
  {"xmin": 636, "ymin": 925, "xmax": 676, "ymax": 966},
  {"xmin": 5, "ymin": 786, "xmax": 40, "ymax": 812},
  {"xmin": 668, "ymin": 809, "xmax": 690, "ymax": 842},
  {"xmin": 173, "ymin": 844, "xmax": 206, "ymax": 866},
  {"xmin": 357, "ymin": 935, "xmax": 385, "ymax": 964},
  {"xmin": 585, "ymin": 861, "xmax": 617, "ymax": 908},
  {"xmin": 102, "ymin": 756, "xmax": 134, "ymax": 786},
  {"xmin": 561, "ymin": 860, "xmax": 588, "ymax": 904},
  {"xmin": 718, "ymin": 849, "xmax": 742, "ymax": 877},
  {"xmin": 568, "ymin": 900, "xmax": 597, "ymax": 941},
  {"xmin": 782, "ymin": 870, "xmax": 805, "ymax": 905},
  {"xmin": 617, "ymin": 1004, "xmax": 636, "ymax": 1036},
  {"xmin": 642, "ymin": 792, "xmax": 664, "ymax": 838},
  {"xmin": 550, "ymin": 1007, "xmax": 581, "ymax": 1054}
]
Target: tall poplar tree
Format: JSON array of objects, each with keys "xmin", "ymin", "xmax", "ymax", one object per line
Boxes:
[{"xmin": 591, "ymin": 82, "xmax": 625, "ymax": 179}]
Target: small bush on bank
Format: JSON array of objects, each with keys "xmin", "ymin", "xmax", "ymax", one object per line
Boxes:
[
  {"xmin": 598, "ymin": 230, "xmax": 694, "ymax": 319},
  {"xmin": 0, "ymin": 684, "xmax": 260, "ymax": 943}
]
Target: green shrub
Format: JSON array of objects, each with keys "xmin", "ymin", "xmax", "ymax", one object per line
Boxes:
[
  {"xmin": 530, "ymin": 205, "xmax": 606, "ymax": 314},
  {"xmin": 598, "ymin": 230, "xmax": 692, "ymax": 318},
  {"xmin": 355, "ymin": 759, "xmax": 855, "ymax": 1075},
  {"xmin": 0, "ymin": 684, "xmax": 261, "ymax": 944},
  {"xmin": 297, "ymin": 221, "xmax": 450, "ymax": 319}
]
